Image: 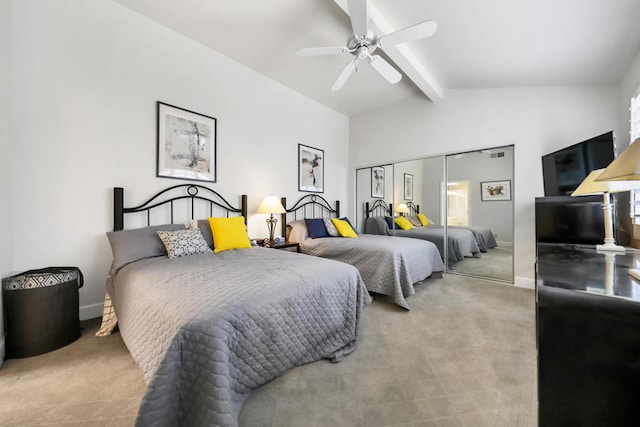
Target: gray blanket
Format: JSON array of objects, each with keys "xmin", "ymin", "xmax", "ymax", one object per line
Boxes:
[
  {"xmin": 451, "ymin": 225, "xmax": 498, "ymax": 251},
  {"xmin": 364, "ymin": 217, "xmax": 481, "ymax": 264},
  {"xmin": 299, "ymin": 234, "xmax": 444, "ymax": 310},
  {"xmin": 107, "ymin": 247, "xmax": 370, "ymax": 426}
]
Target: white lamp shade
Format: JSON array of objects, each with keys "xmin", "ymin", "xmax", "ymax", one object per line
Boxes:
[
  {"xmin": 396, "ymin": 203, "xmax": 410, "ymax": 213},
  {"xmin": 572, "ymin": 169, "xmax": 639, "ymax": 196},
  {"xmin": 257, "ymin": 196, "xmax": 286, "ymax": 214},
  {"xmin": 595, "ymin": 137, "xmax": 640, "ymax": 182}
]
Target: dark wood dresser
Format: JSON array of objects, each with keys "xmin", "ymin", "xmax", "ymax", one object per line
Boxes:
[{"xmin": 536, "ymin": 243, "xmax": 640, "ymax": 426}]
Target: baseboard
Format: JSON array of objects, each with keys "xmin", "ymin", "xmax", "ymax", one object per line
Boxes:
[
  {"xmin": 0, "ymin": 337, "xmax": 5, "ymax": 367},
  {"xmin": 515, "ymin": 276, "xmax": 535, "ymax": 290},
  {"xmin": 80, "ymin": 302, "xmax": 104, "ymax": 321},
  {"xmin": 497, "ymin": 240, "xmax": 513, "ymax": 247}
]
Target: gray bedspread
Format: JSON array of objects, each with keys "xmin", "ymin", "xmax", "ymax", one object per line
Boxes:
[
  {"xmin": 364, "ymin": 217, "xmax": 481, "ymax": 264},
  {"xmin": 449, "ymin": 225, "xmax": 497, "ymax": 252},
  {"xmin": 298, "ymin": 234, "xmax": 444, "ymax": 310},
  {"xmin": 107, "ymin": 247, "xmax": 370, "ymax": 426}
]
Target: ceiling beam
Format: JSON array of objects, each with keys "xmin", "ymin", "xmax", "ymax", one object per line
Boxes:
[{"xmin": 334, "ymin": 0, "xmax": 443, "ymax": 102}]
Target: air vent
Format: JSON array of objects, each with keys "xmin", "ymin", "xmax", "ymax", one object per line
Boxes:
[{"xmin": 491, "ymin": 152, "xmax": 505, "ymax": 158}]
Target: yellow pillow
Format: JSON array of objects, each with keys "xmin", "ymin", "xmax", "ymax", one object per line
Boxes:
[
  {"xmin": 417, "ymin": 213, "xmax": 429, "ymax": 226},
  {"xmin": 331, "ymin": 218, "xmax": 358, "ymax": 238},
  {"xmin": 208, "ymin": 216, "xmax": 252, "ymax": 253},
  {"xmin": 395, "ymin": 216, "xmax": 415, "ymax": 230}
]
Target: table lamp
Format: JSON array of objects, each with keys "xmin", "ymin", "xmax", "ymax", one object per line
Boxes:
[
  {"xmin": 594, "ymin": 138, "xmax": 640, "ymax": 277},
  {"xmin": 571, "ymin": 168, "xmax": 637, "ymax": 252},
  {"xmin": 396, "ymin": 203, "xmax": 410, "ymax": 216},
  {"xmin": 257, "ymin": 196, "xmax": 286, "ymax": 247}
]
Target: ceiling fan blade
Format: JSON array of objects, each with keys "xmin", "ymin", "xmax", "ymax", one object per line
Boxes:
[
  {"xmin": 347, "ymin": 0, "xmax": 368, "ymax": 37},
  {"xmin": 296, "ymin": 46, "xmax": 348, "ymax": 57},
  {"xmin": 369, "ymin": 55, "xmax": 401, "ymax": 84},
  {"xmin": 377, "ymin": 20, "xmax": 437, "ymax": 48},
  {"xmin": 331, "ymin": 60, "xmax": 357, "ymax": 91}
]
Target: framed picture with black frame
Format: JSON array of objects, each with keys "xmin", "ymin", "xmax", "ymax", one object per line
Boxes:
[
  {"xmin": 298, "ymin": 144, "xmax": 324, "ymax": 193},
  {"xmin": 371, "ymin": 166, "xmax": 385, "ymax": 198},
  {"xmin": 404, "ymin": 173, "xmax": 413, "ymax": 200},
  {"xmin": 157, "ymin": 101, "xmax": 217, "ymax": 182}
]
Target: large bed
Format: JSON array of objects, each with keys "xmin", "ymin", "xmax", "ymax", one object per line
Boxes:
[
  {"xmin": 280, "ymin": 194, "xmax": 444, "ymax": 310},
  {"xmin": 364, "ymin": 199, "xmax": 481, "ymax": 265},
  {"xmin": 98, "ymin": 185, "xmax": 370, "ymax": 427}
]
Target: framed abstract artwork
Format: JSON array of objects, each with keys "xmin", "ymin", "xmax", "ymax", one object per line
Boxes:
[
  {"xmin": 371, "ymin": 166, "xmax": 385, "ymax": 198},
  {"xmin": 157, "ymin": 101, "xmax": 217, "ymax": 182},
  {"xmin": 298, "ymin": 144, "xmax": 324, "ymax": 193}
]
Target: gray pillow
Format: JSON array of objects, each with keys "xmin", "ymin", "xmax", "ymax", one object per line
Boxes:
[
  {"xmin": 286, "ymin": 220, "xmax": 309, "ymax": 244},
  {"xmin": 323, "ymin": 217, "xmax": 339, "ymax": 237},
  {"xmin": 407, "ymin": 215, "xmax": 422, "ymax": 227},
  {"xmin": 185, "ymin": 219, "xmax": 215, "ymax": 249},
  {"xmin": 107, "ymin": 224, "xmax": 184, "ymax": 274}
]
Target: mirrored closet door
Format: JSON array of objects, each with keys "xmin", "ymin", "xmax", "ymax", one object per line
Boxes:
[
  {"xmin": 355, "ymin": 145, "xmax": 514, "ymax": 283},
  {"xmin": 444, "ymin": 146, "xmax": 514, "ymax": 282}
]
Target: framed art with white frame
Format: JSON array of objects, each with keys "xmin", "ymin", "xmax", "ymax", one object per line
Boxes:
[
  {"xmin": 481, "ymin": 180, "xmax": 511, "ymax": 201},
  {"xmin": 298, "ymin": 144, "xmax": 324, "ymax": 193},
  {"xmin": 157, "ymin": 101, "xmax": 217, "ymax": 182}
]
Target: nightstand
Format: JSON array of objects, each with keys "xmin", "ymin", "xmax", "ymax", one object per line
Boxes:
[{"xmin": 256, "ymin": 240, "xmax": 300, "ymax": 253}]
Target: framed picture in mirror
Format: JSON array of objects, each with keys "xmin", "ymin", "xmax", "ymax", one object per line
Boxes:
[
  {"xmin": 481, "ymin": 180, "xmax": 511, "ymax": 201},
  {"xmin": 404, "ymin": 173, "xmax": 413, "ymax": 200},
  {"xmin": 371, "ymin": 166, "xmax": 385, "ymax": 198}
]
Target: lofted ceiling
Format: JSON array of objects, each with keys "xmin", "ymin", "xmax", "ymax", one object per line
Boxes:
[{"xmin": 114, "ymin": 0, "xmax": 640, "ymax": 116}]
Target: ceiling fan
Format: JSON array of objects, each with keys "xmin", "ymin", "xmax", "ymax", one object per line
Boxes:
[{"xmin": 296, "ymin": 0, "xmax": 437, "ymax": 91}]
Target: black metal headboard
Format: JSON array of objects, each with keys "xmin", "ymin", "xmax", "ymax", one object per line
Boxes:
[
  {"xmin": 280, "ymin": 194, "xmax": 340, "ymax": 236},
  {"xmin": 113, "ymin": 184, "xmax": 248, "ymax": 231},
  {"xmin": 364, "ymin": 199, "xmax": 393, "ymax": 219},
  {"xmin": 406, "ymin": 201, "xmax": 420, "ymax": 216}
]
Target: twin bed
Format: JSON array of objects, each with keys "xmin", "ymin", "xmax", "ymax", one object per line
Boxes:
[
  {"xmin": 281, "ymin": 194, "xmax": 444, "ymax": 310},
  {"xmin": 363, "ymin": 199, "xmax": 497, "ymax": 263},
  {"xmin": 100, "ymin": 186, "xmax": 443, "ymax": 426}
]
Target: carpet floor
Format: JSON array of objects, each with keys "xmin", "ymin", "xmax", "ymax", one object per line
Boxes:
[{"xmin": 0, "ymin": 273, "xmax": 537, "ymax": 426}]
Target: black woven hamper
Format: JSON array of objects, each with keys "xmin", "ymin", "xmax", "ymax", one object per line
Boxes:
[{"xmin": 2, "ymin": 267, "xmax": 83, "ymax": 358}]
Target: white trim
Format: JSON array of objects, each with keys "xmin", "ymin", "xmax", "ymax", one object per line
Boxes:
[
  {"xmin": 496, "ymin": 240, "xmax": 513, "ymax": 247},
  {"xmin": 515, "ymin": 276, "xmax": 535, "ymax": 290},
  {"xmin": 80, "ymin": 302, "xmax": 104, "ymax": 321}
]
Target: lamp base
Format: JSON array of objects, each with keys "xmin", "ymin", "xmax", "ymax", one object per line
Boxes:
[{"xmin": 596, "ymin": 242, "xmax": 626, "ymax": 252}]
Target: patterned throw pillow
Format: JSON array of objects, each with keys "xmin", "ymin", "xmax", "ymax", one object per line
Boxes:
[
  {"xmin": 407, "ymin": 216, "xmax": 422, "ymax": 227},
  {"xmin": 323, "ymin": 217, "xmax": 339, "ymax": 237},
  {"xmin": 156, "ymin": 229, "xmax": 213, "ymax": 259}
]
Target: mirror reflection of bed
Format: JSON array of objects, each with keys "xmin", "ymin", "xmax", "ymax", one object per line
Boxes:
[{"xmin": 355, "ymin": 145, "xmax": 514, "ymax": 283}]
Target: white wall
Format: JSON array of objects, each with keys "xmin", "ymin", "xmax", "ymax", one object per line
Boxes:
[
  {"xmin": 0, "ymin": 0, "xmax": 13, "ymax": 364},
  {"xmin": 349, "ymin": 86, "xmax": 619, "ymax": 288},
  {"xmin": 619, "ymin": 48, "xmax": 640, "ymax": 145},
  {"xmin": 9, "ymin": 0, "xmax": 349, "ymax": 320}
]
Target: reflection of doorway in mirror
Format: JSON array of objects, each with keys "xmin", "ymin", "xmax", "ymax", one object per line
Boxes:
[{"xmin": 447, "ymin": 181, "xmax": 469, "ymax": 226}]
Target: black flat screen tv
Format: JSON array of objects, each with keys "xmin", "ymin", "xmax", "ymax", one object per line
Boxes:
[{"xmin": 542, "ymin": 131, "xmax": 615, "ymax": 196}]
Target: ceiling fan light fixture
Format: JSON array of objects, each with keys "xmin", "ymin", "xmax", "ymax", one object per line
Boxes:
[{"xmin": 296, "ymin": 0, "xmax": 436, "ymax": 91}]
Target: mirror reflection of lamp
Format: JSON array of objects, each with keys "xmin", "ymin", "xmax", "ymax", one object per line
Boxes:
[
  {"xmin": 257, "ymin": 196, "xmax": 286, "ymax": 247},
  {"xmin": 396, "ymin": 203, "xmax": 410, "ymax": 217}
]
